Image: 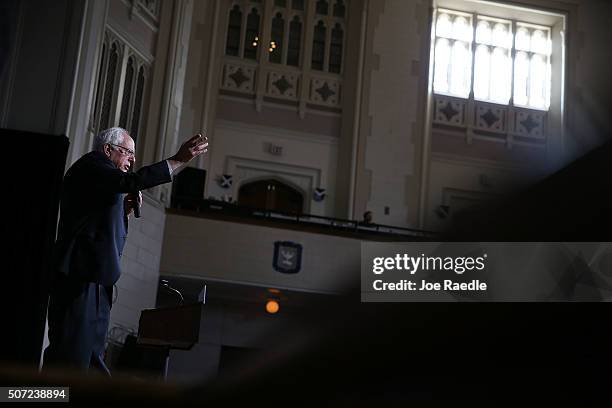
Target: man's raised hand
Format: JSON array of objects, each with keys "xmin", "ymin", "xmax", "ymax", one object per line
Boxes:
[
  {"xmin": 172, "ymin": 133, "xmax": 208, "ymax": 163},
  {"xmin": 168, "ymin": 133, "xmax": 209, "ymax": 173}
]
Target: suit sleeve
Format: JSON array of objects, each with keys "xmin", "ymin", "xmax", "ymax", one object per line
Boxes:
[{"xmin": 84, "ymin": 157, "xmax": 172, "ymax": 193}]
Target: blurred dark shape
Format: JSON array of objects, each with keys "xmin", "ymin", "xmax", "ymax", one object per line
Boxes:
[
  {"xmin": 362, "ymin": 210, "xmax": 373, "ymax": 225},
  {"xmin": 115, "ymin": 335, "xmax": 169, "ymax": 381},
  {"xmin": 171, "ymin": 167, "xmax": 206, "ymax": 210},
  {"xmin": 444, "ymin": 140, "xmax": 612, "ymax": 241},
  {"xmin": 238, "ymin": 178, "xmax": 304, "ymax": 214},
  {"xmin": 0, "ymin": 1, "xmax": 14, "ymax": 79},
  {"xmin": 2, "ymin": 128, "xmax": 69, "ymax": 367}
]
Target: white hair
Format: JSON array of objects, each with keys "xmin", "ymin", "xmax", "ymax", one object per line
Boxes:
[{"xmin": 93, "ymin": 127, "xmax": 129, "ymax": 152}]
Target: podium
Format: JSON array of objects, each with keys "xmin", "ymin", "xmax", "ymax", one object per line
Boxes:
[{"xmin": 135, "ymin": 302, "xmax": 205, "ymax": 379}]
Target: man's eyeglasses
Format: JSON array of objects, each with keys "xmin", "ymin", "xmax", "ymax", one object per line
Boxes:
[{"xmin": 108, "ymin": 143, "xmax": 135, "ymax": 158}]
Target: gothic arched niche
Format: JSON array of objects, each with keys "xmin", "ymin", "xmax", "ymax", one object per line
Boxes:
[
  {"xmin": 244, "ymin": 8, "xmax": 261, "ymax": 60},
  {"xmin": 130, "ymin": 65, "xmax": 146, "ymax": 143},
  {"xmin": 270, "ymin": 12, "xmax": 285, "ymax": 63},
  {"xmin": 99, "ymin": 42, "xmax": 119, "ymax": 132},
  {"xmin": 225, "ymin": 5, "xmax": 242, "ymax": 56},
  {"xmin": 238, "ymin": 178, "xmax": 304, "ymax": 214},
  {"xmin": 119, "ymin": 56, "xmax": 135, "ymax": 128},
  {"xmin": 92, "ymin": 41, "xmax": 107, "ymax": 131},
  {"xmin": 316, "ymin": 0, "xmax": 329, "ymax": 15},
  {"xmin": 312, "ymin": 20, "xmax": 326, "ymax": 70},
  {"xmin": 330, "ymin": 23, "xmax": 344, "ymax": 73},
  {"xmin": 333, "ymin": 0, "xmax": 346, "ymax": 18},
  {"xmin": 288, "ymin": 16, "xmax": 302, "ymax": 67}
]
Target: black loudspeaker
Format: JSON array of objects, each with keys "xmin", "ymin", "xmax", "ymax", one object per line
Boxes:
[
  {"xmin": 171, "ymin": 167, "xmax": 206, "ymax": 209},
  {"xmin": 2, "ymin": 128, "xmax": 69, "ymax": 367}
]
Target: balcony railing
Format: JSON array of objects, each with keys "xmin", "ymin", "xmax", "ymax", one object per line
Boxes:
[{"xmin": 169, "ymin": 197, "xmax": 437, "ymax": 241}]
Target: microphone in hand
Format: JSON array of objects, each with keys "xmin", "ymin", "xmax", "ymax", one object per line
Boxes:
[
  {"xmin": 134, "ymin": 193, "xmax": 141, "ymax": 218},
  {"xmin": 124, "ymin": 191, "xmax": 142, "ymax": 218},
  {"xmin": 129, "ymin": 166, "xmax": 142, "ymax": 218}
]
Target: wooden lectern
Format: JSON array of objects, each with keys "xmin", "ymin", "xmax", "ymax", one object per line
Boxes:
[{"xmin": 137, "ymin": 302, "xmax": 205, "ymax": 379}]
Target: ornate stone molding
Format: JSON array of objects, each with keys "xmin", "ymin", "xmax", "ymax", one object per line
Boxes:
[
  {"xmin": 266, "ymin": 70, "xmax": 299, "ymax": 99},
  {"xmin": 432, "ymin": 93, "xmax": 547, "ymax": 147},
  {"xmin": 222, "ymin": 62, "xmax": 257, "ymax": 93},
  {"xmin": 221, "ymin": 59, "xmax": 342, "ymax": 110},
  {"xmin": 309, "ymin": 76, "xmax": 341, "ymax": 106},
  {"xmin": 434, "ymin": 96, "xmax": 466, "ymax": 126}
]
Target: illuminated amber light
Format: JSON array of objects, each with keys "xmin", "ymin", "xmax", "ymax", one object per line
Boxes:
[{"xmin": 266, "ymin": 300, "xmax": 280, "ymax": 314}]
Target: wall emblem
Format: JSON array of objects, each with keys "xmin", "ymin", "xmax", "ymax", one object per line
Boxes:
[
  {"xmin": 219, "ymin": 174, "xmax": 233, "ymax": 189},
  {"xmin": 273, "ymin": 241, "xmax": 303, "ymax": 274},
  {"xmin": 313, "ymin": 188, "xmax": 326, "ymax": 202}
]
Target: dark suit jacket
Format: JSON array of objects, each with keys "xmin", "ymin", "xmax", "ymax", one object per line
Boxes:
[{"xmin": 53, "ymin": 151, "xmax": 172, "ymax": 285}]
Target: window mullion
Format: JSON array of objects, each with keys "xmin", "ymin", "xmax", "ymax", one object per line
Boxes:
[
  {"xmin": 126, "ymin": 59, "xmax": 139, "ymax": 130},
  {"xmin": 469, "ymin": 13, "xmax": 477, "ymax": 100},
  {"xmin": 93, "ymin": 37, "xmax": 110, "ymax": 134},
  {"xmin": 260, "ymin": 0, "xmax": 274, "ymax": 66},
  {"xmin": 510, "ymin": 20, "xmax": 517, "ymax": 106},
  {"xmin": 239, "ymin": 1, "xmax": 248, "ymax": 58},
  {"xmin": 445, "ymin": 39, "xmax": 452, "ymax": 93},
  {"xmin": 508, "ymin": 20, "xmax": 517, "ymax": 138},
  {"xmin": 112, "ymin": 44, "xmax": 128, "ymax": 127},
  {"xmin": 526, "ymin": 51, "xmax": 533, "ymax": 107},
  {"xmin": 324, "ymin": 16, "xmax": 332, "ymax": 72},
  {"xmin": 466, "ymin": 13, "xmax": 477, "ymax": 143},
  {"xmin": 487, "ymin": 45, "xmax": 493, "ymax": 101},
  {"xmin": 282, "ymin": 12, "xmax": 290, "ymax": 65}
]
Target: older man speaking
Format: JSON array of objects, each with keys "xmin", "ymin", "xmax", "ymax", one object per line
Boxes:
[{"xmin": 43, "ymin": 127, "xmax": 208, "ymax": 375}]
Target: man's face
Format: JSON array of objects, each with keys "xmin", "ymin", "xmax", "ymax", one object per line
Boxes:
[{"xmin": 105, "ymin": 134, "xmax": 135, "ymax": 172}]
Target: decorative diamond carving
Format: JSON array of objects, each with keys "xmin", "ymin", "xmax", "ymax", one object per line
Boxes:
[
  {"xmin": 316, "ymin": 82, "xmax": 334, "ymax": 101},
  {"xmin": 440, "ymin": 102, "xmax": 459, "ymax": 122},
  {"xmin": 267, "ymin": 71, "xmax": 298, "ymax": 99},
  {"xmin": 434, "ymin": 96, "xmax": 465, "ymax": 126},
  {"xmin": 481, "ymin": 110, "xmax": 498, "ymax": 127},
  {"xmin": 222, "ymin": 63, "xmax": 256, "ymax": 93},
  {"xmin": 229, "ymin": 69, "xmax": 249, "ymax": 87},
  {"xmin": 310, "ymin": 77, "xmax": 340, "ymax": 106},
  {"xmin": 475, "ymin": 104, "xmax": 506, "ymax": 133},
  {"xmin": 521, "ymin": 115, "xmax": 538, "ymax": 133},
  {"xmin": 274, "ymin": 77, "xmax": 292, "ymax": 94},
  {"xmin": 515, "ymin": 110, "xmax": 545, "ymax": 139}
]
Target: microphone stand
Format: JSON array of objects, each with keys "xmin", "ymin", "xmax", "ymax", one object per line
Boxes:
[{"xmin": 160, "ymin": 279, "xmax": 184, "ymax": 306}]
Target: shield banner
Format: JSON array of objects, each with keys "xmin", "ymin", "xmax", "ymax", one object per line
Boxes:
[{"xmin": 273, "ymin": 241, "xmax": 302, "ymax": 274}]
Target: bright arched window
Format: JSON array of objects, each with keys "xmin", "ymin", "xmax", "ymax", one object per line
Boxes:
[
  {"xmin": 474, "ymin": 44, "xmax": 490, "ymax": 100},
  {"xmin": 433, "ymin": 9, "xmax": 552, "ymax": 110},
  {"xmin": 434, "ymin": 38, "xmax": 451, "ymax": 94},
  {"xmin": 449, "ymin": 41, "xmax": 471, "ymax": 97},
  {"xmin": 490, "ymin": 47, "xmax": 510, "ymax": 104},
  {"xmin": 513, "ymin": 51, "xmax": 529, "ymax": 106}
]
